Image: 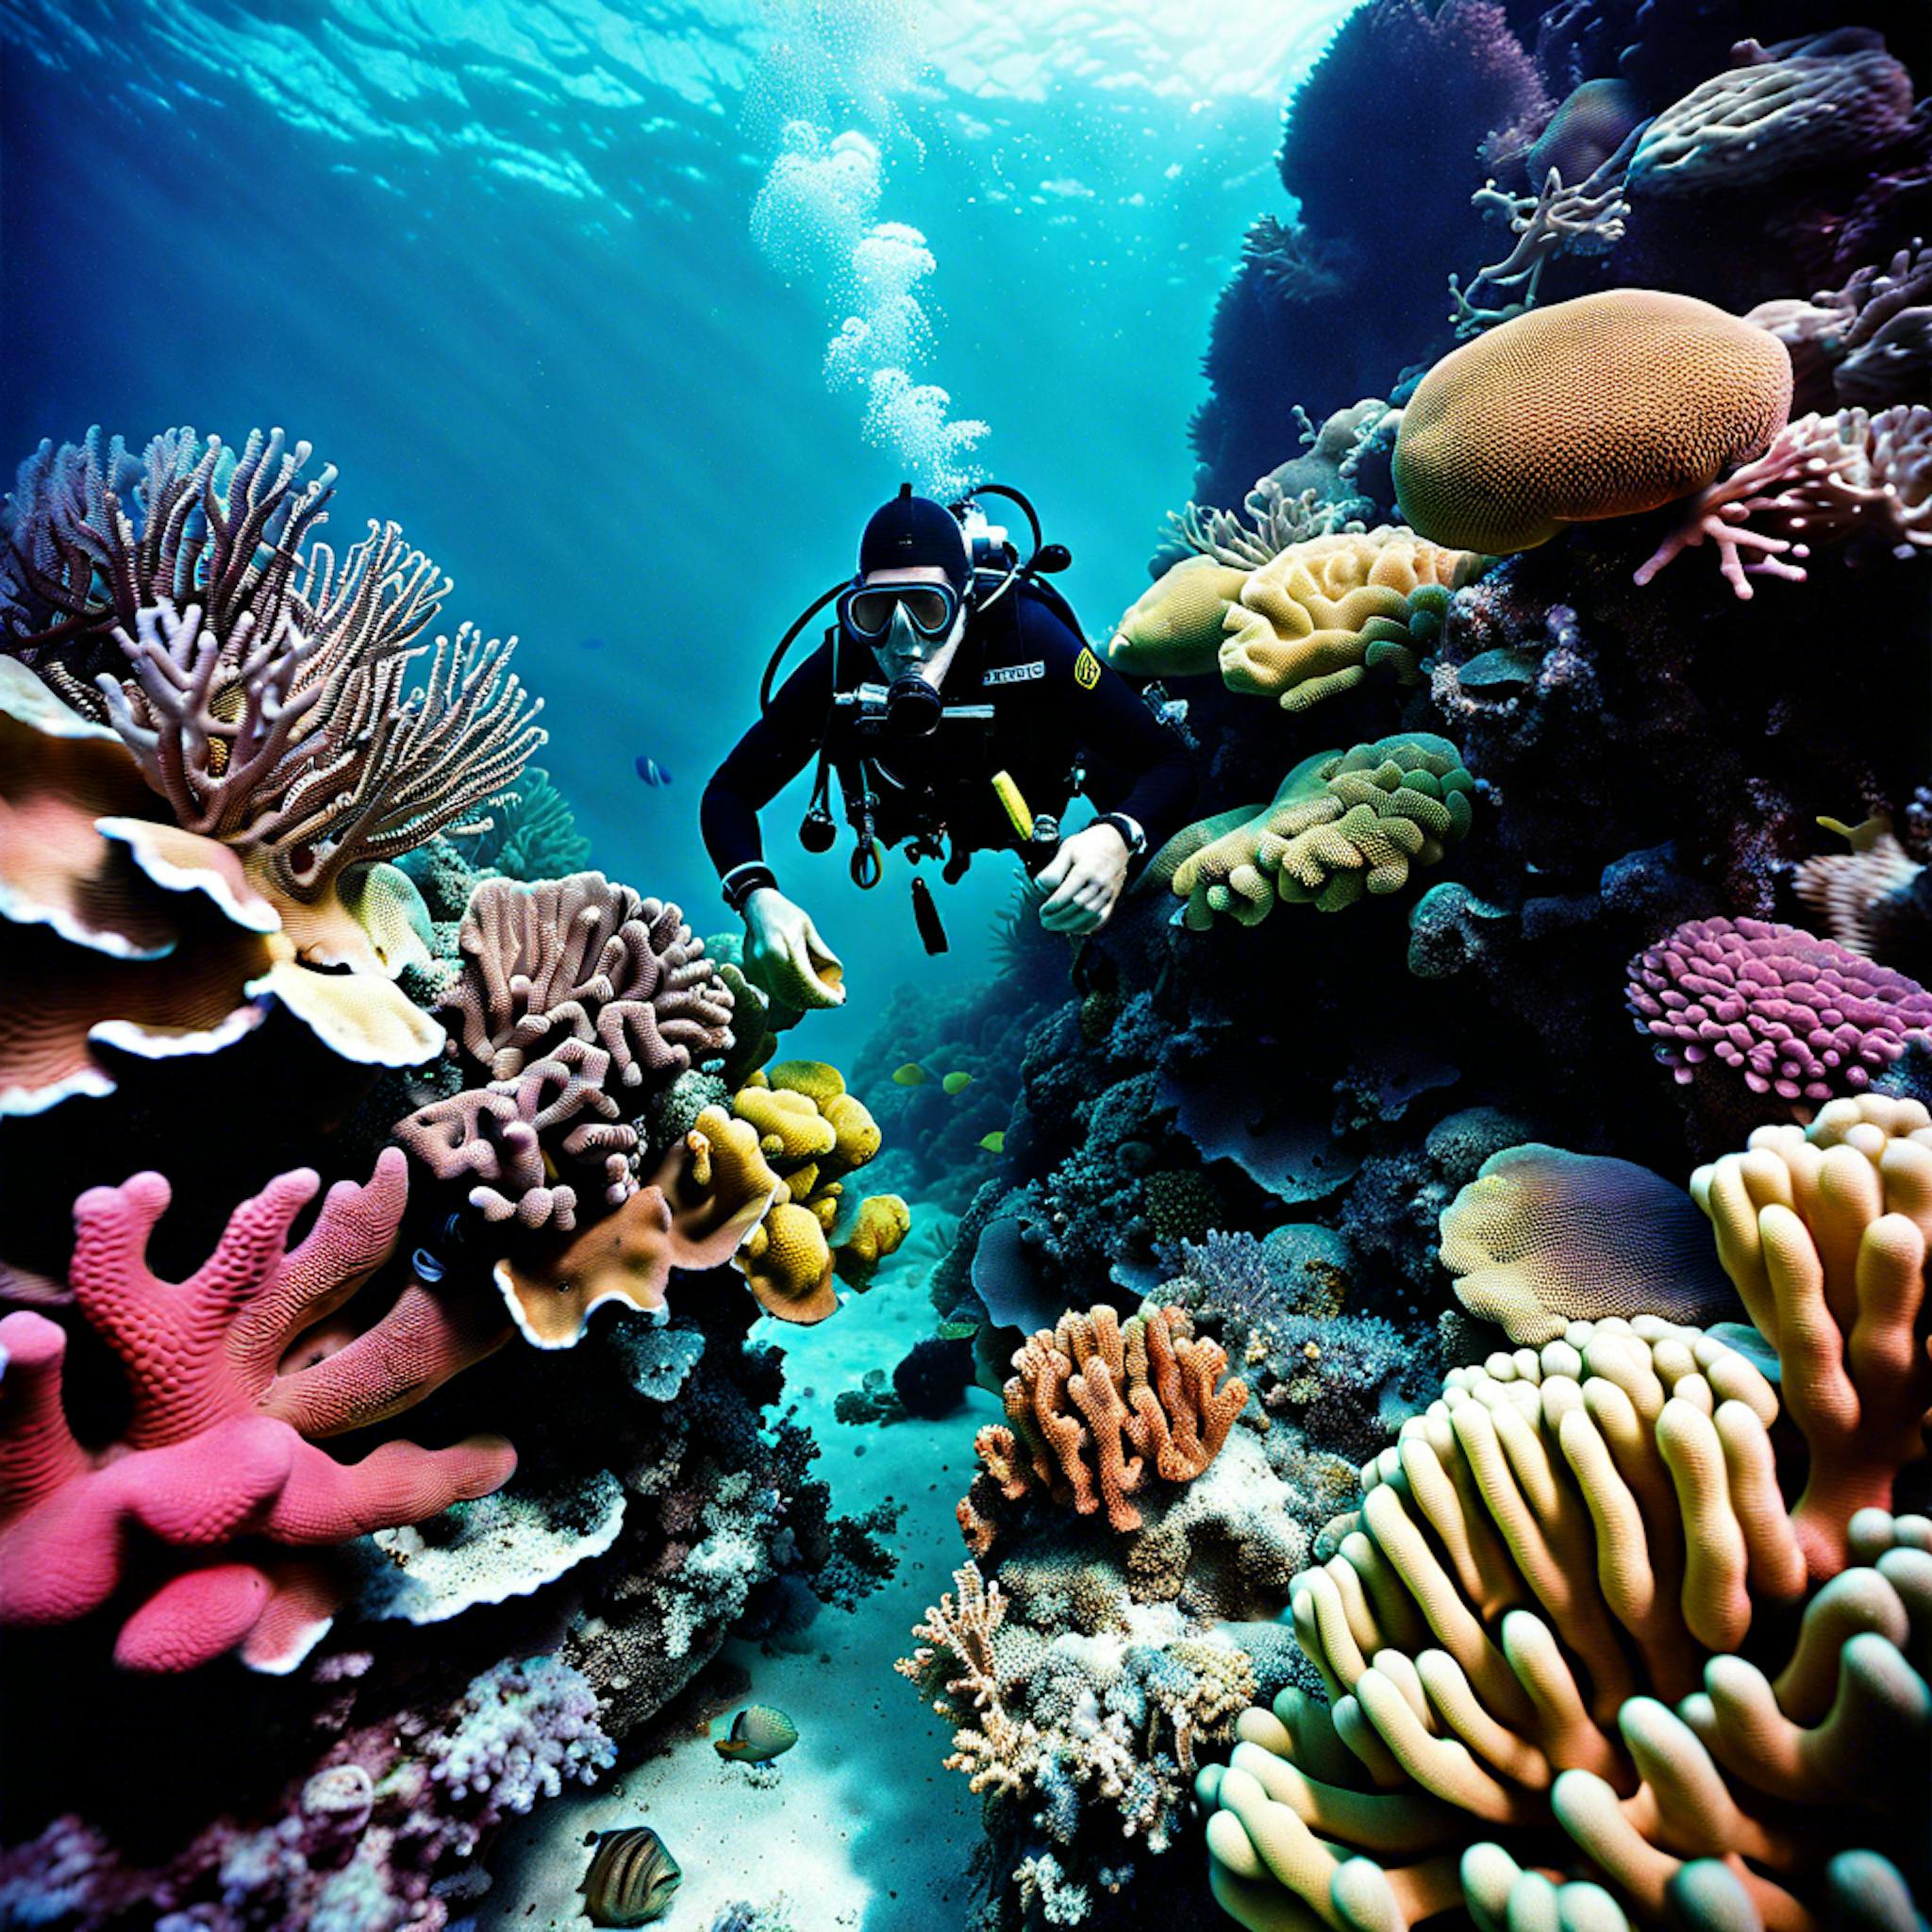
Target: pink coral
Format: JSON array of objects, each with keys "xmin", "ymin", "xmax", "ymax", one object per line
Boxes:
[
  {"xmin": 0, "ymin": 1151, "xmax": 513, "ymax": 1672},
  {"xmin": 394, "ymin": 874, "xmax": 734, "ymax": 1230},
  {"xmin": 1627, "ymin": 915, "xmax": 1932, "ymax": 1105}
]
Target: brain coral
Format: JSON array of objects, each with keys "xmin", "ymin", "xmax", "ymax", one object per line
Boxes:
[
  {"xmin": 1392, "ymin": 290, "xmax": 1793, "ymax": 554},
  {"xmin": 1440, "ymin": 1144, "xmax": 1739, "ymax": 1344},
  {"xmin": 1629, "ymin": 30, "xmax": 1914, "ymax": 197},
  {"xmin": 1218, "ymin": 527, "xmax": 1488, "ymax": 710},
  {"xmin": 1170, "ymin": 734, "xmax": 1474, "ymax": 928},
  {"xmin": 1627, "ymin": 915, "xmax": 1932, "ymax": 1106}
]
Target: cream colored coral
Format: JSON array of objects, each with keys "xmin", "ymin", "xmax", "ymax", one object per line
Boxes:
[
  {"xmin": 1108, "ymin": 555, "xmax": 1254, "ymax": 677},
  {"xmin": 1218, "ymin": 527, "xmax": 1485, "ymax": 711},
  {"xmin": 1689, "ymin": 1094, "xmax": 1932, "ymax": 1580}
]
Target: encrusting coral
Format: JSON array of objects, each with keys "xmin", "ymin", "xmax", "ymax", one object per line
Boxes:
[
  {"xmin": 1440, "ymin": 1144, "xmax": 1739, "ymax": 1344},
  {"xmin": 1393, "ymin": 291, "xmax": 1794, "ymax": 556},
  {"xmin": 960, "ymin": 1303, "xmax": 1248, "ymax": 1547},
  {"xmin": 1198, "ymin": 1095, "xmax": 1932, "ymax": 1932},
  {"xmin": 1627, "ymin": 915, "xmax": 1932, "ymax": 1108},
  {"xmin": 0, "ymin": 1151, "xmax": 513, "ymax": 1673},
  {"xmin": 1168, "ymin": 735, "xmax": 1475, "ymax": 928}
]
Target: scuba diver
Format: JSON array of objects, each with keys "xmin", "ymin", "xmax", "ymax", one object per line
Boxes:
[{"xmin": 702, "ymin": 483, "xmax": 1196, "ymax": 1008}]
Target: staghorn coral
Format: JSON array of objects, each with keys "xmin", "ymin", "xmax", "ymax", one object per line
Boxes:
[
  {"xmin": 392, "ymin": 873, "xmax": 735, "ymax": 1231},
  {"xmin": 960, "ymin": 1303, "xmax": 1248, "ymax": 1546},
  {"xmin": 0, "ymin": 1152, "xmax": 513, "ymax": 1672},
  {"xmin": 1634, "ymin": 406, "xmax": 1932, "ymax": 599},
  {"xmin": 1447, "ymin": 168, "xmax": 1631, "ymax": 340},
  {"xmin": 1198, "ymin": 1299, "xmax": 1932, "ymax": 1932},
  {"xmin": 1217, "ymin": 528, "xmax": 1488, "ymax": 711},
  {"xmin": 1628, "ymin": 30, "xmax": 1915, "ymax": 197},
  {"xmin": 1440, "ymin": 1144, "xmax": 1739, "ymax": 1344},
  {"xmin": 1627, "ymin": 916, "xmax": 1932, "ymax": 1108},
  {"xmin": 1690, "ymin": 1094, "xmax": 1932, "ymax": 1577},
  {"xmin": 1169, "ymin": 734, "xmax": 1475, "ymax": 929},
  {"xmin": 1394, "ymin": 290, "xmax": 1793, "ymax": 556}
]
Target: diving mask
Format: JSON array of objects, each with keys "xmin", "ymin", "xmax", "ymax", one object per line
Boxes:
[{"xmin": 838, "ymin": 578, "xmax": 962, "ymax": 649}]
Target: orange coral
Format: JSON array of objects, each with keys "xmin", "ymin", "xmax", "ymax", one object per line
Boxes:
[
  {"xmin": 1393, "ymin": 289, "xmax": 1792, "ymax": 554},
  {"xmin": 963, "ymin": 1304, "xmax": 1248, "ymax": 1547}
]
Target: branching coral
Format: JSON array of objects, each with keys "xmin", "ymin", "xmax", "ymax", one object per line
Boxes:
[
  {"xmin": 1198, "ymin": 1305, "xmax": 1931, "ymax": 1932},
  {"xmin": 1627, "ymin": 916, "xmax": 1932, "ymax": 1106},
  {"xmin": 1634, "ymin": 406, "xmax": 1932, "ymax": 599},
  {"xmin": 0, "ymin": 1152, "xmax": 514, "ymax": 1672},
  {"xmin": 1394, "ymin": 291, "xmax": 1793, "ymax": 556},
  {"xmin": 1448, "ymin": 168, "xmax": 1631, "ymax": 340},
  {"xmin": 1217, "ymin": 528, "xmax": 1487, "ymax": 710},
  {"xmin": 1628, "ymin": 30, "xmax": 1914, "ymax": 196},
  {"xmin": 1169, "ymin": 735, "xmax": 1475, "ymax": 928},
  {"xmin": 1441, "ymin": 1144, "xmax": 1739, "ymax": 1343},
  {"xmin": 393, "ymin": 873, "xmax": 736, "ymax": 1230},
  {"xmin": 961, "ymin": 1303, "xmax": 1248, "ymax": 1546}
]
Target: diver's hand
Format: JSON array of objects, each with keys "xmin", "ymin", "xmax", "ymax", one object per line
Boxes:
[
  {"xmin": 1033, "ymin": 824, "xmax": 1130, "ymax": 935},
  {"xmin": 744, "ymin": 887, "xmax": 846, "ymax": 1008}
]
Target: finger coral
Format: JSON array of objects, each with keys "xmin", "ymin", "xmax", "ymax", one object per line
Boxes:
[
  {"xmin": 1627, "ymin": 915, "xmax": 1932, "ymax": 1107},
  {"xmin": 393, "ymin": 873, "xmax": 735, "ymax": 1231},
  {"xmin": 1393, "ymin": 291, "xmax": 1793, "ymax": 555},
  {"xmin": 1628, "ymin": 31, "xmax": 1914, "ymax": 197},
  {"xmin": 1218, "ymin": 528, "xmax": 1489, "ymax": 710},
  {"xmin": 1170, "ymin": 734, "xmax": 1475, "ymax": 928},
  {"xmin": 1198, "ymin": 1306, "xmax": 1931, "ymax": 1932},
  {"xmin": 1747, "ymin": 242, "xmax": 1932, "ymax": 414},
  {"xmin": 1441, "ymin": 1144, "xmax": 1739, "ymax": 1343},
  {"xmin": 1689, "ymin": 1094, "xmax": 1932, "ymax": 1578},
  {"xmin": 0, "ymin": 1152, "xmax": 514, "ymax": 1672},
  {"xmin": 963, "ymin": 1303, "xmax": 1248, "ymax": 1543}
]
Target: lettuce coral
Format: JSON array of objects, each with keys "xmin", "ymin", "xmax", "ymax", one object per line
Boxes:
[
  {"xmin": 1393, "ymin": 291, "xmax": 1793, "ymax": 555},
  {"xmin": 1170, "ymin": 734, "xmax": 1475, "ymax": 928}
]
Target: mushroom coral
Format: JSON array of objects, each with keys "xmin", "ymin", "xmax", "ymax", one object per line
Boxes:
[{"xmin": 1392, "ymin": 291, "xmax": 1792, "ymax": 556}]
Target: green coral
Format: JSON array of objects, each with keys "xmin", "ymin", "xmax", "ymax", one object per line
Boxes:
[
  {"xmin": 458, "ymin": 768, "xmax": 591, "ymax": 880},
  {"xmin": 1170, "ymin": 733, "xmax": 1476, "ymax": 929}
]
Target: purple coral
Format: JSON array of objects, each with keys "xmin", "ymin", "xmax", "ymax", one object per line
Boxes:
[{"xmin": 1627, "ymin": 915, "xmax": 1932, "ymax": 1103}]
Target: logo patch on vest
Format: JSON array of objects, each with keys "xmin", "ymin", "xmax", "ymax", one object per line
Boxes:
[
  {"xmin": 984, "ymin": 659, "xmax": 1045, "ymax": 687},
  {"xmin": 1074, "ymin": 646, "xmax": 1103, "ymax": 690}
]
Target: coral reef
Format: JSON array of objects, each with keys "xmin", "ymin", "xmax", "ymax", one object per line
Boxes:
[
  {"xmin": 1394, "ymin": 291, "xmax": 1794, "ymax": 555},
  {"xmin": 455, "ymin": 767, "xmax": 592, "ymax": 881}
]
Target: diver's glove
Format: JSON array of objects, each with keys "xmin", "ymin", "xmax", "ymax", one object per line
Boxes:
[
  {"xmin": 1032, "ymin": 821, "xmax": 1133, "ymax": 935},
  {"xmin": 744, "ymin": 886, "xmax": 846, "ymax": 1008}
]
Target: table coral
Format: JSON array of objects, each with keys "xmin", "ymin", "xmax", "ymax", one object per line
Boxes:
[
  {"xmin": 1440, "ymin": 1144, "xmax": 1740, "ymax": 1344},
  {"xmin": 1627, "ymin": 916, "xmax": 1932, "ymax": 1107},
  {"xmin": 962, "ymin": 1303, "xmax": 1248, "ymax": 1546},
  {"xmin": 0, "ymin": 1151, "xmax": 514, "ymax": 1671},
  {"xmin": 1393, "ymin": 291, "xmax": 1793, "ymax": 556},
  {"xmin": 1198, "ymin": 1305, "xmax": 1930, "ymax": 1932},
  {"xmin": 1628, "ymin": 30, "xmax": 1914, "ymax": 197},
  {"xmin": 1170, "ymin": 734, "xmax": 1475, "ymax": 928}
]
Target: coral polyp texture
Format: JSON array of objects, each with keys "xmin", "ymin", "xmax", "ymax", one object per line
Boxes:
[
  {"xmin": 1169, "ymin": 734, "xmax": 1474, "ymax": 928},
  {"xmin": 1628, "ymin": 31, "xmax": 1914, "ymax": 196},
  {"xmin": 1627, "ymin": 916, "xmax": 1932, "ymax": 1106},
  {"xmin": 393, "ymin": 871, "xmax": 735, "ymax": 1231},
  {"xmin": 0, "ymin": 1152, "xmax": 513, "ymax": 1672},
  {"xmin": 1392, "ymin": 291, "xmax": 1793, "ymax": 555},
  {"xmin": 1440, "ymin": 1144, "xmax": 1739, "ymax": 1343},
  {"xmin": 960, "ymin": 1302, "xmax": 1248, "ymax": 1548}
]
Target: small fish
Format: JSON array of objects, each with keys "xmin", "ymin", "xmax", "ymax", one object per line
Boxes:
[
  {"xmin": 937, "ymin": 1319, "xmax": 981, "ymax": 1341},
  {"xmin": 580, "ymin": 1826, "xmax": 681, "ymax": 1926},
  {"xmin": 942, "ymin": 1071, "xmax": 974, "ymax": 1095},
  {"xmin": 892, "ymin": 1062, "xmax": 927, "ymax": 1087},
  {"xmin": 634, "ymin": 756, "xmax": 673, "ymax": 788},
  {"xmin": 979, "ymin": 1130, "xmax": 1005, "ymax": 1154},
  {"xmin": 714, "ymin": 1704, "xmax": 799, "ymax": 1763}
]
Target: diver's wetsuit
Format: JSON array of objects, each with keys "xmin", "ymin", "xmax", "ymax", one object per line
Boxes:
[{"xmin": 702, "ymin": 581, "xmax": 1196, "ymax": 885}]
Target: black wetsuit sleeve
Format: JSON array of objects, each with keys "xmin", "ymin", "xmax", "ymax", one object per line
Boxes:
[
  {"xmin": 701, "ymin": 641, "xmax": 836, "ymax": 878},
  {"xmin": 1018, "ymin": 595, "xmax": 1196, "ymax": 854}
]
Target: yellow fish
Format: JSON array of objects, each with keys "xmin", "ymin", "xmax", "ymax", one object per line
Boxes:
[
  {"xmin": 942, "ymin": 1072, "xmax": 974, "ymax": 1095},
  {"xmin": 979, "ymin": 1130, "xmax": 1005, "ymax": 1154},
  {"xmin": 892, "ymin": 1063, "xmax": 926, "ymax": 1087}
]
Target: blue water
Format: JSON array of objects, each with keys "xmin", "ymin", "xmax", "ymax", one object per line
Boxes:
[{"xmin": 3, "ymin": 0, "xmax": 1356, "ymax": 1055}]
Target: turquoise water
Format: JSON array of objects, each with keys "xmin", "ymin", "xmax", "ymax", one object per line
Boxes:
[{"xmin": 3, "ymin": 0, "xmax": 1354, "ymax": 1055}]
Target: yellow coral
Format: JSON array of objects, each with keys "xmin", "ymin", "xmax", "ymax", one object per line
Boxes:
[
  {"xmin": 1108, "ymin": 555, "xmax": 1253, "ymax": 677},
  {"xmin": 1219, "ymin": 527, "xmax": 1487, "ymax": 711},
  {"xmin": 765, "ymin": 1058, "xmax": 845, "ymax": 1108},
  {"xmin": 740, "ymin": 1199, "xmax": 837, "ymax": 1324},
  {"xmin": 1393, "ymin": 289, "xmax": 1793, "ymax": 554},
  {"xmin": 731, "ymin": 1084, "xmax": 837, "ymax": 1167},
  {"xmin": 820, "ymin": 1090, "xmax": 882, "ymax": 1175},
  {"xmin": 835, "ymin": 1192, "xmax": 911, "ymax": 1284}
]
